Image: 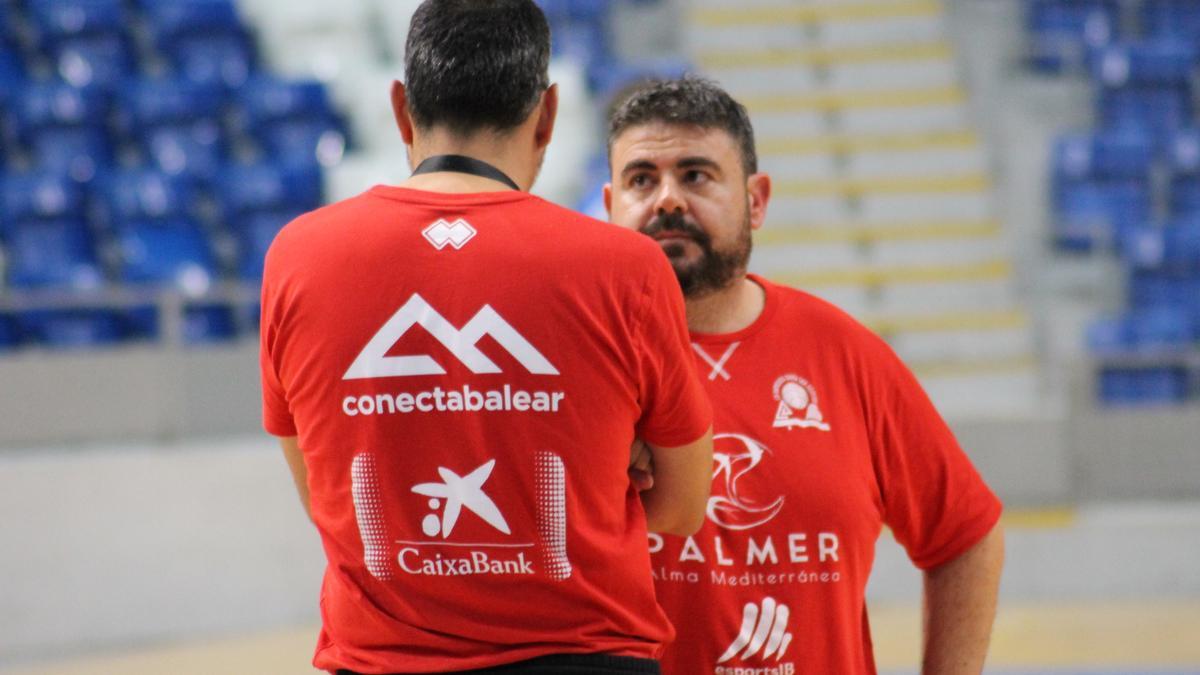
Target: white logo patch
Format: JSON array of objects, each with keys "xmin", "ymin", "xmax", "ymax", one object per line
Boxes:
[
  {"xmin": 708, "ymin": 433, "xmax": 785, "ymax": 531},
  {"xmin": 693, "ymin": 342, "xmax": 740, "ymax": 381},
  {"xmin": 718, "ymin": 596, "xmax": 793, "ymax": 663},
  {"xmin": 343, "ymin": 293, "xmax": 559, "ymax": 379},
  {"xmin": 412, "ymin": 459, "xmax": 511, "ymax": 538},
  {"xmin": 771, "ymin": 374, "xmax": 830, "ymax": 431},
  {"xmin": 422, "ymin": 218, "xmax": 477, "ymax": 250}
]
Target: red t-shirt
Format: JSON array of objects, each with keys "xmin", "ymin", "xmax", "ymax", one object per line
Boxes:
[
  {"xmin": 260, "ymin": 185, "xmax": 712, "ymax": 673},
  {"xmin": 651, "ymin": 275, "xmax": 1002, "ymax": 675}
]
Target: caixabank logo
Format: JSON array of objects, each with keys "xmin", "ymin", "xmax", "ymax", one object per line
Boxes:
[
  {"xmin": 352, "ymin": 452, "xmax": 572, "ymax": 581},
  {"xmin": 340, "ymin": 293, "xmax": 566, "ymax": 417}
]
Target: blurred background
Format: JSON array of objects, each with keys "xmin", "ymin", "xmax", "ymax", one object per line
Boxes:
[{"xmin": 0, "ymin": 0, "xmax": 1198, "ymax": 673}]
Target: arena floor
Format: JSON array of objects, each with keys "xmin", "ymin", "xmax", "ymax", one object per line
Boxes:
[
  {"xmin": 3, "ymin": 437, "xmax": 1198, "ymax": 675},
  {"xmin": 5, "ymin": 600, "xmax": 1198, "ymax": 674}
]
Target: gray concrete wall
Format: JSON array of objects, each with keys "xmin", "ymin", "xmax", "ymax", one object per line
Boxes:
[
  {"xmin": 3, "ymin": 435, "xmax": 1197, "ymax": 668},
  {"xmin": 0, "ymin": 342, "xmax": 263, "ymax": 447},
  {"xmin": 4, "ymin": 343, "xmax": 1198, "ymax": 506}
]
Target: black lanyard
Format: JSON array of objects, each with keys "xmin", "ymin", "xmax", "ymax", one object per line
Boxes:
[{"xmin": 411, "ymin": 154, "xmax": 520, "ymax": 191}]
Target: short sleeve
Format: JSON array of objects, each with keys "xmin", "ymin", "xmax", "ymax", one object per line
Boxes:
[
  {"xmin": 259, "ymin": 261, "xmax": 298, "ymax": 438},
  {"xmin": 631, "ymin": 253, "xmax": 712, "ymax": 447},
  {"xmin": 866, "ymin": 340, "xmax": 1002, "ymax": 570}
]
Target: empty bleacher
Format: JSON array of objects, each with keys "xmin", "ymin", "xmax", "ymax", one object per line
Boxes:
[
  {"xmin": 0, "ymin": 0, "xmax": 349, "ymax": 349},
  {"xmin": 685, "ymin": 0, "xmax": 1040, "ymax": 417},
  {"xmin": 1030, "ymin": 0, "xmax": 1200, "ymax": 405}
]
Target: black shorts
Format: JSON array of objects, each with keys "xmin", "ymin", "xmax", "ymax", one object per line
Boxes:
[{"xmin": 336, "ymin": 653, "xmax": 660, "ymax": 675}]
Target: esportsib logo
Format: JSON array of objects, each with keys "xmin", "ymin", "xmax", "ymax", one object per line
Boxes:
[
  {"xmin": 718, "ymin": 597, "xmax": 793, "ymax": 664},
  {"xmin": 343, "ymin": 293, "xmax": 559, "ymax": 379}
]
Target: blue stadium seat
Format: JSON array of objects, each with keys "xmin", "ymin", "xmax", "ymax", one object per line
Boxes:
[
  {"xmin": 217, "ymin": 161, "xmax": 321, "ymax": 219},
  {"xmin": 1053, "ymin": 130, "xmax": 1154, "ymax": 181},
  {"xmin": 0, "ymin": 45, "xmax": 22, "ymax": 86},
  {"xmin": 0, "ymin": 313, "xmax": 20, "ymax": 351},
  {"xmin": 5, "ymin": 219, "xmax": 104, "ymax": 289},
  {"xmin": 120, "ymin": 78, "xmax": 227, "ymax": 179},
  {"xmin": 1088, "ymin": 309, "xmax": 1193, "ymax": 352},
  {"xmin": 99, "ymin": 168, "xmax": 202, "ymax": 226},
  {"xmin": 143, "ymin": 0, "xmax": 255, "ymax": 88},
  {"xmin": 1098, "ymin": 366, "xmax": 1190, "ymax": 405},
  {"xmin": 1, "ymin": 171, "xmax": 87, "ymax": 232},
  {"xmin": 28, "ymin": 127, "xmax": 110, "ymax": 180},
  {"xmin": 1141, "ymin": 0, "xmax": 1200, "ymax": 42},
  {"xmin": 29, "ymin": 0, "xmax": 126, "ymax": 39},
  {"xmin": 11, "ymin": 83, "xmax": 111, "ymax": 179},
  {"xmin": 116, "ymin": 219, "xmax": 217, "ymax": 289},
  {"xmin": 1124, "ymin": 218, "xmax": 1200, "ymax": 271},
  {"xmin": 1054, "ymin": 179, "xmax": 1150, "ymax": 251},
  {"xmin": 50, "ymin": 35, "xmax": 134, "ymax": 88},
  {"xmin": 182, "ymin": 304, "xmax": 237, "ymax": 343},
  {"xmin": 1167, "ymin": 130, "xmax": 1200, "ymax": 216},
  {"xmin": 29, "ymin": 0, "xmax": 134, "ymax": 87},
  {"xmin": 1025, "ymin": 0, "xmax": 1118, "ymax": 73},
  {"xmin": 18, "ymin": 309, "xmax": 124, "ymax": 349},
  {"xmin": 124, "ymin": 302, "xmax": 238, "ymax": 344},
  {"xmin": 1118, "ymin": 223, "xmax": 1166, "ymax": 269},
  {"xmin": 121, "ymin": 77, "xmax": 224, "ymax": 127},
  {"xmin": 1091, "ymin": 40, "xmax": 1197, "ymax": 87},
  {"xmin": 167, "ymin": 33, "xmax": 255, "ymax": 89},
  {"xmin": 1098, "ymin": 86, "xmax": 1193, "ymax": 138},
  {"xmin": 236, "ymin": 76, "xmax": 335, "ymax": 127},
  {"xmin": 237, "ymin": 210, "xmax": 296, "ymax": 279},
  {"xmin": 235, "ymin": 76, "xmax": 346, "ymax": 167},
  {"xmin": 1164, "ymin": 217, "xmax": 1200, "ymax": 267}
]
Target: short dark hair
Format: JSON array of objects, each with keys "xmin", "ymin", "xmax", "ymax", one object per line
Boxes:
[
  {"xmin": 607, "ymin": 77, "xmax": 758, "ymax": 176},
  {"xmin": 404, "ymin": 0, "xmax": 551, "ymax": 135}
]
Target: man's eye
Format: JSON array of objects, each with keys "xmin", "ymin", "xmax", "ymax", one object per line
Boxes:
[
  {"xmin": 684, "ymin": 170, "xmax": 707, "ymax": 183},
  {"xmin": 630, "ymin": 174, "xmax": 652, "ymax": 188}
]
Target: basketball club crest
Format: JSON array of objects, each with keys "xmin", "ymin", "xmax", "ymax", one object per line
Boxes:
[{"xmin": 771, "ymin": 374, "xmax": 831, "ymax": 431}]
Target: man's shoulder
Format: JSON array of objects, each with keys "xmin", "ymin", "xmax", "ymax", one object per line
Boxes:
[
  {"xmin": 766, "ymin": 280, "xmax": 870, "ymax": 334},
  {"xmin": 527, "ymin": 197, "xmax": 665, "ymax": 254}
]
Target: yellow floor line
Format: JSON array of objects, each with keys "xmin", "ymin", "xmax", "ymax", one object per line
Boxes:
[
  {"xmin": 744, "ymin": 86, "xmax": 965, "ymax": 112},
  {"xmin": 774, "ymin": 258, "xmax": 1011, "ymax": 287},
  {"xmin": 775, "ymin": 173, "xmax": 990, "ymax": 197},
  {"xmin": 906, "ymin": 355, "xmax": 1037, "ymax": 379},
  {"xmin": 691, "ymin": 0, "xmax": 942, "ymax": 26},
  {"xmin": 757, "ymin": 220, "xmax": 1000, "ymax": 244},
  {"xmin": 863, "ymin": 309, "xmax": 1029, "ymax": 334},
  {"xmin": 699, "ymin": 41, "xmax": 953, "ymax": 69},
  {"xmin": 1001, "ymin": 507, "xmax": 1079, "ymax": 529},
  {"xmin": 759, "ymin": 130, "xmax": 979, "ymax": 156}
]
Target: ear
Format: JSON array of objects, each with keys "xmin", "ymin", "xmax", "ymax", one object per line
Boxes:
[
  {"xmin": 746, "ymin": 172, "xmax": 771, "ymax": 231},
  {"xmin": 603, "ymin": 182, "xmax": 613, "ymax": 217},
  {"xmin": 534, "ymin": 84, "xmax": 559, "ymax": 150},
  {"xmin": 391, "ymin": 80, "xmax": 415, "ymax": 145}
]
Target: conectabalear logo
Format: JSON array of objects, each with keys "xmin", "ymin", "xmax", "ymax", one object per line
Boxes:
[{"xmin": 344, "ymin": 293, "xmax": 559, "ymax": 379}]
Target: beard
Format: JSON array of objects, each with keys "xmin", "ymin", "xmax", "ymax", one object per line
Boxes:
[{"xmin": 639, "ymin": 210, "xmax": 752, "ymax": 298}]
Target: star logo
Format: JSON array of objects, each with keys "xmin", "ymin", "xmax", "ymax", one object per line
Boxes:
[{"xmin": 412, "ymin": 459, "xmax": 511, "ymax": 538}]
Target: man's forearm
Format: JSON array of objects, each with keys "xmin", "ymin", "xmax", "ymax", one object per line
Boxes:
[
  {"xmin": 921, "ymin": 523, "xmax": 1004, "ymax": 675},
  {"xmin": 278, "ymin": 436, "xmax": 313, "ymax": 521}
]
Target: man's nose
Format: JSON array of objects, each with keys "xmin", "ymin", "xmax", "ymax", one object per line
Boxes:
[{"xmin": 653, "ymin": 178, "xmax": 687, "ymax": 216}]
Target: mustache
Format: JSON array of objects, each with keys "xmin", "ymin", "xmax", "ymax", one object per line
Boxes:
[{"xmin": 638, "ymin": 211, "xmax": 711, "ymax": 247}]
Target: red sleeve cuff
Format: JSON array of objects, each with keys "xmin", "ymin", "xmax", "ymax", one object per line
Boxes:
[{"xmin": 911, "ymin": 497, "xmax": 1003, "ymax": 571}]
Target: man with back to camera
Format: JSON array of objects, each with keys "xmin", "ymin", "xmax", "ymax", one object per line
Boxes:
[
  {"xmin": 605, "ymin": 78, "xmax": 1005, "ymax": 675},
  {"xmin": 259, "ymin": 3, "xmax": 714, "ymax": 673}
]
